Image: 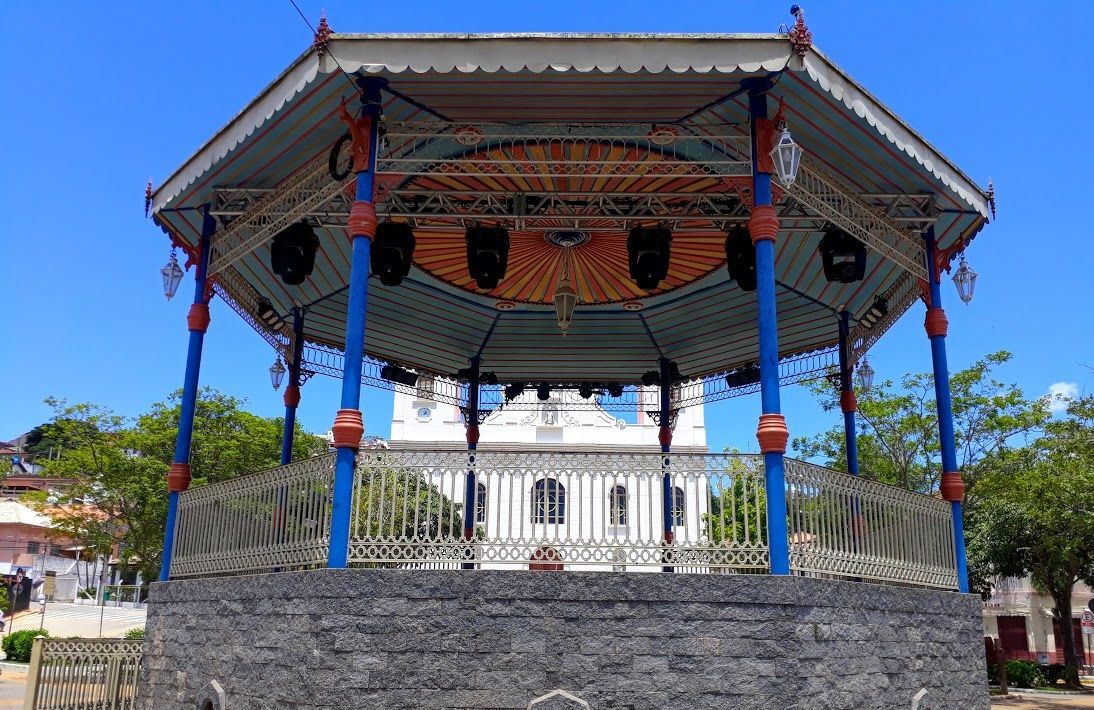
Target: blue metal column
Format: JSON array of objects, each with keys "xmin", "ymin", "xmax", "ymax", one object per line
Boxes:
[
  {"xmin": 924, "ymin": 228, "xmax": 970, "ymax": 592},
  {"xmin": 658, "ymin": 358, "xmax": 675, "ymax": 572},
  {"xmin": 328, "ymin": 77, "xmax": 386, "ymax": 568},
  {"xmin": 747, "ymin": 83, "xmax": 791, "ymax": 576},
  {"xmin": 159, "ymin": 206, "xmax": 216, "ymax": 582},
  {"xmin": 280, "ymin": 308, "xmax": 306, "ymax": 465},
  {"xmin": 837, "ymin": 311, "xmax": 860, "ymax": 477},
  {"xmin": 462, "ymin": 358, "xmax": 481, "ymax": 569}
]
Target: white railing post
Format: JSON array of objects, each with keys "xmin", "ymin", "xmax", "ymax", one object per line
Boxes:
[{"xmin": 23, "ymin": 636, "xmax": 44, "ymax": 710}]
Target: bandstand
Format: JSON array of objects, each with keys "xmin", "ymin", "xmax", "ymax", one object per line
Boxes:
[{"xmin": 143, "ymin": 16, "xmax": 990, "ymax": 710}]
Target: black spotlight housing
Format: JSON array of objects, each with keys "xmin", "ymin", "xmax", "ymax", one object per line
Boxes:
[
  {"xmin": 380, "ymin": 364, "xmax": 419, "ymax": 387},
  {"xmin": 724, "ymin": 226, "xmax": 757, "ymax": 292},
  {"xmin": 818, "ymin": 227, "xmax": 867, "ymax": 284},
  {"xmin": 504, "ymin": 383, "xmax": 525, "ymax": 401},
  {"xmin": 536, "ymin": 382, "xmax": 551, "ymax": 401},
  {"xmin": 255, "ymin": 298, "xmax": 286, "ymax": 333},
  {"xmin": 605, "ymin": 383, "xmax": 624, "ymax": 398},
  {"xmin": 466, "ymin": 225, "xmax": 511, "ymax": 289},
  {"xmin": 725, "ymin": 363, "xmax": 762, "ymax": 389},
  {"xmin": 578, "ymin": 382, "xmax": 594, "ymax": 399},
  {"xmin": 371, "ymin": 222, "xmax": 416, "ymax": 286},
  {"xmin": 627, "ymin": 226, "xmax": 672, "ymax": 290},
  {"xmin": 271, "ymin": 222, "xmax": 320, "ymax": 286},
  {"xmin": 859, "ymin": 296, "xmax": 889, "ymax": 329},
  {"xmin": 641, "ymin": 370, "xmax": 661, "ymax": 387}
]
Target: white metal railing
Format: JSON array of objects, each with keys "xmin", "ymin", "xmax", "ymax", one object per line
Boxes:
[
  {"xmin": 24, "ymin": 638, "xmax": 143, "ymax": 710},
  {"xmin": 170, "ymin": 454, "xmax": 334, "ymax": 578},
  {"xmin": 784, "ymin": 458, "xmax": 958, "ymax": 589},
  {"xmin": 348, "ymin": 450, "xmax": 769, "ymax": 572}
]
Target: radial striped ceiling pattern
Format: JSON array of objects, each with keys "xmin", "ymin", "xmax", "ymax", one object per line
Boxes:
[{"xmin": 150, "ymin": 34, "xmax": 991, "ymax": 386}]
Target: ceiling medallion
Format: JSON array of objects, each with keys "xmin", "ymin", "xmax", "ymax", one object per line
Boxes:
[
  {"xmin": 622, "ymin": 301, "xmax": 644, "ymax": 312},
  {"xmin": 494, "ymin": 300, "xmax": 516, "ymax": 311},
  {"xmin": 544, "ymin": 230, "xmax": 591, "ymax": 248}
]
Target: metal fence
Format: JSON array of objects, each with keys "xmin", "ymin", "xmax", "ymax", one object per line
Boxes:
[
  {"xmin": 349, "ymin": 450, "xmax": 769, "ymax": 572},
  {"xmin": 784, "ymin": 458, "xmax": 958, "ymax": 589},
  {"xmin": 170, "ymin": 454, "xmax": 334, "ymax": 578},
  {"xmin": 24, "ymin": 638, "xmax": 143, "ymax": 710},
  {"xmin": 167, "ymin": 450, "xmax": 958, "ymax": 589}
]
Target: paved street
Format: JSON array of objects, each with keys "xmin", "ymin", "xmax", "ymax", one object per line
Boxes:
[
  {"xmin": 0, "ymin": 669, "xmax": 26, "ymax": 708},
  {"xmin": 992, "ymin": 693, "xmax": 1094, "ymax": 709},
  {"xmin": 4, "ymin": 603, "xmax": 145, "ymax": 639}
]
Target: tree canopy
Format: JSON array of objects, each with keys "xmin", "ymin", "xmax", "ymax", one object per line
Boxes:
[{"xmin": 30, "ymin": 389, "xmax": 327, "ymax": 586}]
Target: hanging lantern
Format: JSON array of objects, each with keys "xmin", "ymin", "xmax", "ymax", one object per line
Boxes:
[
  {"xmin": 857, "ymin": 357, "xmax": 875, "ymax": 393},
  {"xmin": 952, "ymin": 254, "xmax": 978, "ymax": 305},
  {"xmin": 770, "ymin": 126, "xmax": 804, "ymax": 188},
  {"xmin": 269, "ymin": 357, "xmax": 287, "ymax": 390},
  {"xmin": 553, "ymin": 248, "xmax": 579, "ymax": 336},
  {"xmin": 161, "ymin": 250, "xmax": 184, "ymax": 300}
]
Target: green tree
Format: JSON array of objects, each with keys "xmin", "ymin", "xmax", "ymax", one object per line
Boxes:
[
  {"xmin": 704, "ymin": 455, "xmax": 767, "ymax": 546},
  {"xmin": 793, "ymin": 351, "xmax": 1048, "ymax": 494},
  {"xmin": 967, "ymin": 395, "xmax": 1094, "ymax": 685},
  {"xmin": 35, "ymin": 389, "xmax": 327, "ymax": 587}
]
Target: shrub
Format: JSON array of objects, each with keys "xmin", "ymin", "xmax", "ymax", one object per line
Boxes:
[
  {"xmin": 1039, "ymin": 663, "xmax": 1066, "ymax": 686},
  {"xmin": 2, "ymin": 629, "xmax": 49, "ymax": 663},
  {"xmin": 1004, "ymin": 660, "xmax": 1043, "ymax": 688},
  {"xmin": 123, "ymin": 627, "xmax": 145, "ymax": 640}
]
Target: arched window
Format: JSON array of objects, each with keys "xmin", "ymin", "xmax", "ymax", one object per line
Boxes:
[
  {"xmin": 475, "ymin": 482, "xmax": 487, "ymax": 524},
  {"xmin": 671, "ymin": 486, "xmax": 686, "ymax": 527},
  {"xmin": 532, "ymin": 477, "xmax": 566, "ymax": 524},
  {"xmin": 609, "ymin": 484, "xmax": 627, "ymax": 526}
]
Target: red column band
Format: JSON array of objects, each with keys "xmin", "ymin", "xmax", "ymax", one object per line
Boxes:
[
  {"xmin": 466, "ymin": 424, "xmax": 480, "ymax": 447},
  {"xmin": 348, "ymin": 201, "xmax": 377, "ymax": 241},
  {"xmin": 756, "ymin": 413, "xmax": 789, "ymax": 454},
  {"xmin": 839, "ymin": 389, "xmax": 858, "ymax": 413},
  {"xmin": 748, "ymin": 204, "xmax": 779, "ymax": 244},
  {"xmin": 187, "ymin": 303, "xmax": 210, "ymax": 333},
  {"xmin": 940, "ymin": 471, "xmax": 965, "ymax": 502},
  {"xmin": 658, "ymin": 426, "xmax": 672, "ymax": 448},
  {"xmin": 924, "ymin": 307, "xmax": 948, "ymax": 339},
  {"xmin": 283, "ymin": 384, "xmax": 301, "ymax": 408},
  {"xmin": 331, "ymin": 409, "xmax": 364, "ymax": 450},
  {"xmin": 167, "ymin": 462, "xmax": 191, "ymax": 493}
]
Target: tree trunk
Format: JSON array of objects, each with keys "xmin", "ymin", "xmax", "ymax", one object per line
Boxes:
[{"xmin": 1051, "ymin": 586, "xmax": 1081, "ymax": 687}]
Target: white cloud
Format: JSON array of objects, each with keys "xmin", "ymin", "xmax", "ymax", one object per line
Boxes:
[{"xmin": 1046, "ymin": 381, "xmax": 1079, "ymax": 414}]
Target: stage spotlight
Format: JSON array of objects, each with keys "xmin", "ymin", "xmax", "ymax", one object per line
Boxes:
[
  {"xmin": 605, "ymin": 383, "xmax": 624, "ymax": 398},
  {"xmin": 627, "ymin": 226, "xmax": 672, "ymax": 290},
  {"xmin": 724, "ymin": 226, "xmax": 757, "ymax": 291},
  {"xmin": 859, "ymin": 296, "xmax": 889, "ymax": 330},
  {"xmin": 255, "ymin": 298, "xmax": 286, "ymax": 333},
  {"xmin": 818, "ymin": 226, "xmax": 867, "ymax": 284},
  {"xmin": 725, "ymin": 363, "xmax": 761, "ymax": 389},
  {"xmin": 380, "ymin": 364, "xmax": 419, "ymax": 387},
  {"xmin": 466, "ymin": 226, "xmax": 511, "ymax": 289},
  {"xmin": 641, "ymin": 370, "xmax": 661, "ymax": 387},
  {"xmin": 371, "ymin": 222, "xmax": 415, "ymax": 286},
  {"xmin": 504, "ymin": 383, "xmax": 525, "ymax": 401},
  {"xmin": 578, "ymin": 382, "xmax": 594, "ymax": 399},
  {"xmin": 271, "ymin": 222, "xmax": 319, "ymax": 286},
  {"xmin": 536, "ymin": 383, "xmax": 551, "ymax": 401}
]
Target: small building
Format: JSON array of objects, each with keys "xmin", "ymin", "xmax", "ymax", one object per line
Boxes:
[
  {"xmin": 0, "ymin": 500, "xmax": 70, "ymax": 563},
  {"xmin": 982, "ymin": 576, "xmax": 1093, "ymax": 667}
]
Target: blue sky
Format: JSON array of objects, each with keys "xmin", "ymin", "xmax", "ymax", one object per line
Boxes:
[{"xmin": 1, "ymin": 1, "xmax": 1090, "ymax": 454}]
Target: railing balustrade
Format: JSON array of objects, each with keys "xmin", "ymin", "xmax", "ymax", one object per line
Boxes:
[
  {"xmin": 24, "ymin": 638, "xmax": 143, "ymax": 710},
  {"xmin": 784, "ymin": 458, "xmax": 958, "ymax": 589},
  {"xmin": 167, "ymin": 450, "xmax": 958, "ymax": 589},
  {"xmin": 170, "ymin": 454, "xmax": 334, "ymax": 578},
  {"xmin": 348, "ymin": 450, "xmax": 769, "ymax": 572}
]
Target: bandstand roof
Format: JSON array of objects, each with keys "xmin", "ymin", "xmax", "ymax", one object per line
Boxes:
[{"xmin": 150, "ymin": 33, "xmax": 991, "ymax": 412}]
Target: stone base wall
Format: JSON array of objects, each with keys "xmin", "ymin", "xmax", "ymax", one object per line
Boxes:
[{"xmin": 139, "ymin": 570, "xmax": 987, "ymax": 710}]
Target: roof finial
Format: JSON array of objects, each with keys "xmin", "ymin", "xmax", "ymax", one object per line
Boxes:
[
  {"xmin": 788, "ymin": 5, "xmax": 813, "ymax": 58},
  {"xmin": 986, "ymin": 177, "xmax": 996, "ymax": 220},
  {"xmin": 145, "ymin": 179, "xmax": 153, "ymax": 217},
  {"xmin": 313, "ymin": 10, "xmax": 332, "ymax": 57}
]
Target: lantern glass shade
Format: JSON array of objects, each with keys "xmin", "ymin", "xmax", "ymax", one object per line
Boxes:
[
  {"xmin": 952, "ymin": 255, "xmax": 978, "ymax": 304},
  {"xmin": 553, "ymin": 277, "xmax": 578, "ymax": 336},
  {"xmin": 857, "ymin": 358, "xmax": 875, "ymax": 393},
  {"xmin": 770, "ymin": 127, "xmax": 804, "ymax": 188},
  {"xmin": 269, "ymin": 357, "xmax": 287, "ymax": 390},
  {"xmin": 161, "ymin": 251, "xmax": 184, "ymax": 300}
]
